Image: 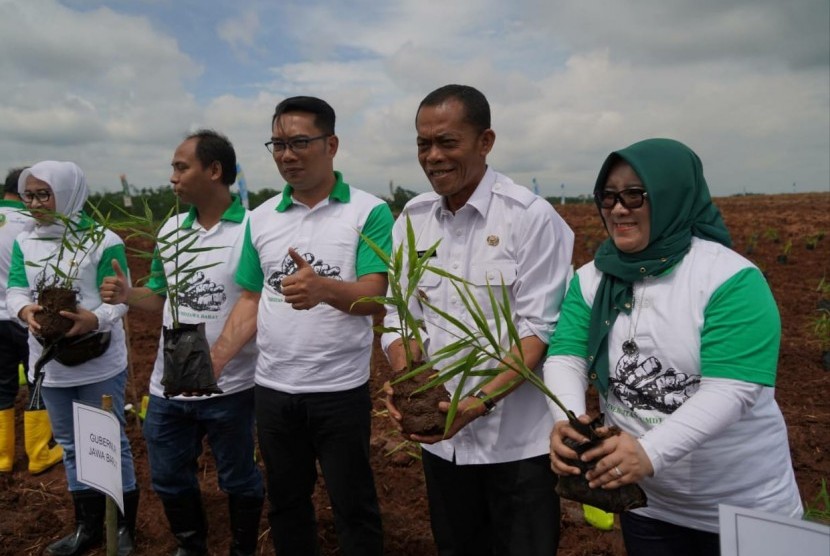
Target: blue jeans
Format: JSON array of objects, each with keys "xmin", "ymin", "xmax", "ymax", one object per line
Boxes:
[
  {"xmin": 620, "ymin": 511, "xmax": 720, "ymax": 556},
  {"xmin": 41, "ymin": 369, "xmax": 136, "ymax": 492},
  {"xmin": 255, "ymin": 383, "xmax": 383, "ymax": 556},
  {"xmin": 142, "ymin": 388, "xmax": 263, "ymax": 498}
]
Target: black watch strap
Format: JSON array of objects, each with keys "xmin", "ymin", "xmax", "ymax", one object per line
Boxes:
[{"xmin": 473, "ymin": 391, "xmax": 496, "ymax": 415}]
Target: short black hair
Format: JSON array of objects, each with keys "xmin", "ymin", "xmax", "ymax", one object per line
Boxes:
[
  {"xmin": 4, "ymin": 167, "xmax": 27, "ymax": 196},
  {"xmin": 185, "ymin": 129, "xmax": 237, "ymax": 186},
  {"xmin": 271, "ymin": 96, "xmax": 336, "ymax": 136},
  {"xmin": 417, "ymin": 84, "xmax": 491, "ymax": 133}
]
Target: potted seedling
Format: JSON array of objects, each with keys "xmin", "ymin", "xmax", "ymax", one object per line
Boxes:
[
  {"xmin": 745, "ymin": 232, "xmax": 759, "ymax": 255},
  {"xmin": 361, "ymin": 217, "xmax": 453, "ymax": 436},
  {"xmin": 817, "ymin": 277, "xmax": 830, "ymax": 312},
  {"xmin": 777, "ymin": 239, "xmax": 793, "ymax": 264},
  {"xmin": 116, "ymin": 199, "xmax": 225, "ymax": 397},
  {"xmin": 425, "ymin": 277, "xmax": 648, "ymax": 513},
  {"xmin": 812, "ymin": 308, "xmax": 830, "ymax": 371},
  {"xmin": 763, "ymin": 227, "xmax": 780, "ymax": 244},
  {"xmin": 363, "ymin": 218, "xmax": 646, "ymax": 512}
]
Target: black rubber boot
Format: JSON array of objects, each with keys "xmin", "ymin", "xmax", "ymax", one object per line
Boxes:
[
  {"xmin": 44, "ymin": 490, "xmax": 105, "ymax": 556},
  {"xmin": 117, "ymin": 488, "xmax": 140, "ymax": 556},
  {"xmin": 159, "ymin": 491, "xmax": 209, "ymax": 556},
  {"xmin": 228, "ymin": 494, "xmax": 264, "ymax": 556}
]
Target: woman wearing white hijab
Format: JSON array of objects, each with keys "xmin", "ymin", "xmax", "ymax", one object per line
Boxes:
[{"xmin": 6, "ymin": 161, "xmax": 139, "ymax": 556}]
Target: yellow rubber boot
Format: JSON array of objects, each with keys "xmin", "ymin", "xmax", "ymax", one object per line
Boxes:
[
  {"xmin": 24, "ymin": 409, "xmax": 63, "ymax": 474},
  {"xmin": 0, "ymin": 408, "xmax": 14, "ymax": 473}
]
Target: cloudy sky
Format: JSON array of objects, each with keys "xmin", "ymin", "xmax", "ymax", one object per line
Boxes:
[{"xmin": 1, "ymin": 0, "xmax": 828, "ymax": 199}]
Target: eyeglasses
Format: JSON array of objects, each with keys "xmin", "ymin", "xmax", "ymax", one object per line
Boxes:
[
  {"xmin": 264, "ymin": 134, "xmax": 329, "ymax": 154},
  {"xmin": 22, "ymin": 190, "xmax": 52, "ymax": 204},
  {"xmin": 595, "ymin": 189, "xmax": 648, "ymax": 210}
]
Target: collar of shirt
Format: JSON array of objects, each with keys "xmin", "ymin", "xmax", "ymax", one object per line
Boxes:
[
  {"xmin": 181, "ymin": 194, "xmax": 246, "ymax": 229},
  {"xmin": 275, "ymin": 170, "xmax": 350, "ymax": 213},
  {"xmin": 436, "ymin": 166, "xmax": 495, "ymax": 219},
  {"xmin": 0, "ymin": 199, "xmax": 25, "ymax": 209}
]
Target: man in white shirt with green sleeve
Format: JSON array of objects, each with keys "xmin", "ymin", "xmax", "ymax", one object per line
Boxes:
[{"xmin": 212, "ymin": 96, "xmax": 392, "ymax": 556}]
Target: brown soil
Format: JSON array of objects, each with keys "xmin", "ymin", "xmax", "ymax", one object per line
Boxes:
[
  {"xmin": 34, "ymin": 286, "xmax": 76, "ymax": 343},
  {"xmin": 1, "ymin": 192, "xmax": 828, "ymax": 555},
  {"xmin": 392, "ymin": 367, "xmax": 451, "ymax": 437}
]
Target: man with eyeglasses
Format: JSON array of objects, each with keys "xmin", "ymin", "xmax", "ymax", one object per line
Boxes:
[
  {"xmin": 212, "ymin": 96, "xmax": 392, "ymax": 556},
  {"xmin": 381, "ymin": 84, "xmax": 574, "ymax": 556}
]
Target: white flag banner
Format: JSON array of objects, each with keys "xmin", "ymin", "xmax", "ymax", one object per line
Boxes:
[
  {"xmin": 72, "ymin": 401, "xmax": 124, "ymax": 513},
  {"xmin": 719, "ymin": 504, "xmax": 830, "ymax": 556}
]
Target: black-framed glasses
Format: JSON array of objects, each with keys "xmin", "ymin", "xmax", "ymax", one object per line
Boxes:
[
  {"xmin": 265, "ymin": 134, "xmax": 329, "ymax": 154},
  {"xmin": 595, "ymin": 189, "xmax": 648, "ymax": 210},
  {"xmin": 22, "ymin": 190, "xmax": 52, "ymax": 204}
]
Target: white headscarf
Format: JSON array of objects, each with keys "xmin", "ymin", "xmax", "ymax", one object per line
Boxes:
[{"xmin": 18, "ymin": 161, "xmax": 89, "ymax": 220}]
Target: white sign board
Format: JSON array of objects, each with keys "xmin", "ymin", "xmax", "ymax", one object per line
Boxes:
[
  {"xmin": 720, "ymin": 504, "xmax": 830, "ymax": 556},
  {"xmin": 72, "ymin": 401, "xmax": 123, "ymax": 513}
]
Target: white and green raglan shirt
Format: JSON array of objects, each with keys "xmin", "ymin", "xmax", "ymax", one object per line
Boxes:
[
  {"xmin": 0, "ymin": 199, "xmax": 32, "ymax": 321},
  {"xmin": 545, "ymin": 237, "xmax": 803, "ymax": 532},
  {"xmin": 6, "ymin": 216, "xmax": 129, "ymax": 387},
  {"xmin": 235, "ymin": 172, "xmax": 393, "ymax": 393},
  {"xmin": 145, "ymin": 196, "xmax": 257, "ymax": 399}
]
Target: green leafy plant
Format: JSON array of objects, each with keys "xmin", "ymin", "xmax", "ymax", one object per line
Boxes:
[
  {"xmin": 804, "ymin": 479, "xmax": 830, "ymax": 524},
  {"xmin": 24, "ymin": 203, "xmax": 115, "ymax": 342},
  {"xmin": 763, "ymin": 227, "xmax": 780, "ymax": 243},
  {"xmin": 26, "ymin": 203, "xmax": 112, "ymax": 291},
  {"xmin": 113, "ymin": 197, "xmax": 225, "ymax": 328},
  {"xmin": 361, "ymin": 216, "xmax": 648, "ymax": 512},
  {"xmin": 776, "ymin": 239, "xmax": 793, "ymax": 264},
  {"xmin": 745, "ymin": 232, "xmax": 759, "ymax": 255}
]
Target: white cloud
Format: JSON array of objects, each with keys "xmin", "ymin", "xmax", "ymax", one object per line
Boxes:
[{"xmin": 0, "ymin": 0, "xmax": 826, "ymax": 197}]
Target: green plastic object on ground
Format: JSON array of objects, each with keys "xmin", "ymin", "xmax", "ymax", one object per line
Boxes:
[{"xmin": 583, "ymin": 504, "xmax": 615, "ymax": 531}]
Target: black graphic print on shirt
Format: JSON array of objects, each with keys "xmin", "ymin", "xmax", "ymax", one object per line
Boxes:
[
  {"xmin": 266, "ymin": 251, "xmax": 342, "ymax": 294},
  {"xmin": 177, "ymin": 271, "xmax": 226, "ymax": 311},
  {"xmin": 610, "ymin": 342, "xmax": 700, "ymax": 414}
]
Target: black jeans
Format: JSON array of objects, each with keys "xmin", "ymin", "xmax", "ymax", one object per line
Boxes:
[
  {"xmin": 620, "ymin": 511, "xmax": 720, "ymax": 556},
  {"xmin": 421, "ymin": 450, "xmax": 560, "ymax": 556},
  {"xmin": 255, "ymin": 383, "xmax": 383, "ymax": 556},
  {"xmin": 0, "ymin": 320, "xmax": 30, "ymax": 409}
]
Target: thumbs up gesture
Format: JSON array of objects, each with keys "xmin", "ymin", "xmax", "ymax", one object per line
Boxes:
[
  {"xmin": 100, "ymin": 259, "xmax": 130, "ymax": 305},
  {"xmin": 281, "ymin": 248, "xmax": 323, "ymax": 310}
]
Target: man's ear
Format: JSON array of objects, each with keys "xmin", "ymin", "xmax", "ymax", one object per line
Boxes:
[
  {"xmin": 326, "ymin": 134, "xmax": 339, "ymax": 157},
  {"xmin": 479, "ymin": 129, "xmax": 495, "ymax": 157},
  {"xmin": 209, "ymin": 161, "xmax": 224, "ymax": 182}
]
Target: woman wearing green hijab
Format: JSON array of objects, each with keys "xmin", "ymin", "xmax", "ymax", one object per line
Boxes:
[{"xmin": 544, "ymin": 139, "xmax": 802, "ymax": 555}]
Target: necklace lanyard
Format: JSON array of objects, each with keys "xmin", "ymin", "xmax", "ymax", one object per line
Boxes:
[{"xmin": 622, "ymin": 280, "xmax": 649, "ymax": 355}]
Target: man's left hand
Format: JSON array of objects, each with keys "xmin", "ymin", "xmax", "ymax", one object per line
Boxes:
[
  {"xmin": 411, "ymin": 396, "xmax": 486, "ymax": 444},
  {"xmin": 59, "ymin": 307, "xmax": 99, "ymax": 337}
]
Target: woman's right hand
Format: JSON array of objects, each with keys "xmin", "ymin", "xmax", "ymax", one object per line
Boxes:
[
  {"xmin": 550, "ymin": 415, "xmax": 592, "ymax": 476},
  {"xmin": 18, "ymin": 304, "xmax": 43, "ymax": 335}
]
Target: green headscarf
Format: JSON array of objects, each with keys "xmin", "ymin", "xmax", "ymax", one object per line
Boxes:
[{"xmin": 587, "ymin": 138, "xmax": 732, "ymax": 397}]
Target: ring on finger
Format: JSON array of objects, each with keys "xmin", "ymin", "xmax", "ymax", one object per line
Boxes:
[{"xmin": 614, "ymin": 465, "xmax": 623, "ymax": 478}]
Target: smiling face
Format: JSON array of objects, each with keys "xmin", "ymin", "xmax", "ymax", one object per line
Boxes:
[
  {"xmin": 415, "ymin": 99, "xmax": 494, "ymax": 212},
  {"xmin": 601, "ymin": 161, "xmax": 651, "ymax": 253},
  {"xmin": 23, "ymin": 175, "xmax": 57, "ymax": 224},
  {"xmin": 271, "ymin": 111, "xmax": 338, "ymax": 206}
]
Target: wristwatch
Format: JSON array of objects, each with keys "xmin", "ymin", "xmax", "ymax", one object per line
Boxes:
[{"xmin": 473, "ymin": 391, "xmax": 497, "ymax": 416}]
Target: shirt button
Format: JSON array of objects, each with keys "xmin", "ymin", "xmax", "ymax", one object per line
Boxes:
[
  {"xmin": 451, "ymin": 296, "xmax": 458, "ymax": 304},
  {"xmin": 589, "ymin": 372, "xmax": 598, "ymax": 380},
  {"xmin": 452, "ymin": 262, "xmax": 460, "ymax": 270},
  {"xmin": 588, "ymin": 355, "xmax": 594, "ymax": 362},
  {"xmin": 455, "ymin": 229, "xmax": 463, "ymax": 236},
  {"xmin": 624, "ymin": 302, "xmax": 631, "ymax": 309},
  {"xmin": 604, "ymin": 320, "xmax": 610, "ymax": 325}
]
